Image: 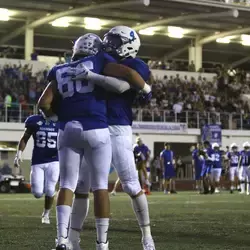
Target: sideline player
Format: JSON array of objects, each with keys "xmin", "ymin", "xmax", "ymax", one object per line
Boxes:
[
  {"xmin": 192, "ymin": 143, "xmax": 203, "ymax": 193},
  {"xmin": 38, "ymin": 33, "xmax": 153, "ymax": 250},
  {"xmin": 238, "ymin": 142, "xmax": 250, "ymax": 195},
  {"xmin": 210, "ymin": 143, "xmax": 222, "ymax": 194},
  {"xmin": 134, "ymin": 137, "xmax": 151, "ymax": 194},
  {"xmin": 69, "ymin": 27, "xmax": 155, "ymax": 250},
  {"xmin": 225, "ymin": 143, "xmax": 240, "ymax": 193},
  {"xmin": 14, "ymin": 114, "xmax": 59, "ymax": 224},
  {"xmin": 200, "ymin": 141, "xmax": 212, "ymax": 194},
  {"xmin": 160, "ymin": 143, "xmax": 176, "ymax": 194}
]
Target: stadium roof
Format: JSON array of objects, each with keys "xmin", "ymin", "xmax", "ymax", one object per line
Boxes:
[{"xmin": 1, "ymin": 0, "xmax": 250, "ymax": 66}]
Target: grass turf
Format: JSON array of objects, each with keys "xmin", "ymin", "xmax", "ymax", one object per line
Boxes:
[{"xmin": 0, "ymin": 192, "xmax": 250, "ymax": 250}]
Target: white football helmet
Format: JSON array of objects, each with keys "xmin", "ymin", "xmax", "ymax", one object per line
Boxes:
[
  {"xmin": 243, "ymin": 141, "xmax": 250, "ymax": 149},
  {"xmin": 230, "ymin": 143, "xmax": 238, "ymax": 150},
  {"xmin": 72, "ymin": 33, "xmax": 102, "ymax": 59},
  {"xmin": 103, "ymin": 26, "xmax": 140, "ymax": 58},
  {"xmin": 212, "ymin": 143, "xmax": 220, "ymax": 150}
]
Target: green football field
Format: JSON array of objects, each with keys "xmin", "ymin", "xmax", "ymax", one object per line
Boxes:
[{"xmin": 0, "ymin": 192, "xmax": 250, "ymax": 250}]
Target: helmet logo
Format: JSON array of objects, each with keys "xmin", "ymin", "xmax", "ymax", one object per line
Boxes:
[{"xmin": 129, "ymin": 31, "xmax": 136, "ymax": 43}]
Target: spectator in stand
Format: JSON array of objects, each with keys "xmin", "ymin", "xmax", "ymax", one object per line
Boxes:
[
  {"xmin": 31, "ymin": 50, "xmax": 38, "ymax": 61},
  {"xmin": 4, "ymin": 90, "xmax": 12, "ymax": 122},
  {"xmin": 188, "ymin": 60, "xmax": 195, "ymax": 72}
]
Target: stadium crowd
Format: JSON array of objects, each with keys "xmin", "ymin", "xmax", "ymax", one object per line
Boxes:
[{"xmin": 0, "ymin": 61, "xmax": 250, "ymax": 129}]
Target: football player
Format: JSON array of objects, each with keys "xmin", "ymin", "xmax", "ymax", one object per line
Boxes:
[
  {"xmin": 210, "ymin": 143, "xmax": 222, "ymax": 194},
  {"xmin": 238, "ymin": 141, "xmax": 250, "ymax": 195},
  {"xmin": 69, "ymin": 27, "xmax": 155, "ymax": 250},
  {"xmin": 160, "ymin": 143, "xmax": 176, "ymax": 194},
  {"xmin": 200, "ymin": 141, "xmax": 212, "ymax": 194},
  {"xmin": 134, "ymin": 137, "xmax": 151, "ymax": 194},
  {"xmin": 14, "ymin": 115, "xmax": 59, "ymax": 224},
  {"xmin": 38, "ymin": 32, "xmax": 153, "ymax": 250},
  {"xmin": 225, "ymin": 143, "xmax": 240, "ymax": 193},
  {"xmin": 192, "ymin": 143, "xmax": 203, "ymax": 193}
]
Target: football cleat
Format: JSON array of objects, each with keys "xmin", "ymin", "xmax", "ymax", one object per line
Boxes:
[
  {"xmin": 55, "ymin": 237, "xmax": 73, "ymax": 250},
  {"xmin": 42, "ymin": 214, "xmax": 50, "ymax": 224},
  {"xmin": 110, "ymin": 191, "xmax": 116, "ymax": 196},
  {"xmin": 142, "ymin": 237, "xmax": 156, "ymax": 250},
  {"xmin": 96, "ymin": 241, "xmax": 109, "ymax": 250}
]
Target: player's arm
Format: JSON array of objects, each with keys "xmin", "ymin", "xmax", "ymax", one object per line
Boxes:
[
  {"xmin": 73, "ymin": 62, "xmax": 151, "ymax": 94},
  {"xmin": 238, "ymin": 155, "xmax": 243, "ymax": 169},
  {"xmin": 14, "ymin": 128, "xmax": 32, "ymax": 167},
  {"xmin": 103, "ymin": 63, "xmax": 151, "ymax": 93},
  {"xmin": 37, "ymin": 80, "xmax": 58, "ymax": 121},
  {"xmin": 160, "ymin": 155, "xmax": 164, "ymax": 171}
]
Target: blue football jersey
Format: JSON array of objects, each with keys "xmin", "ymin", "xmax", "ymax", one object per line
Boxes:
[
  {"xmin": 240, "ymin": 150, "xmax": 250, "ymax": 166},
  {"xmin": 25, "ymin": 115, "xmax": 59, "ymax": 165},
  {"xmin": 211, "ymin": 150, "xmax": 222, "ymax": 169},
  {"xmin": 160, "ymin": 149, "xmax": 174, "ymax": 167},
  {"xmin": 134, "ymin": 144, "xmax": 150, "ymax": 162},
  {"xmin": 47, "ymin": 51, "xmax": 116, "ymax": 130},
  {"xmin": 107, "ymin": 58, "xmax": 150, "ymax": 126},
  {"xmin": 204, "ymin": 148, "xmax": 213, "ymax": 166},
  {"xmin": 227, "ymin": 151, "xmax": 240, "ymax": 167}
]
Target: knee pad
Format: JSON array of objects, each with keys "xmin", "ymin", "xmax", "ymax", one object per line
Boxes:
[
  {"xmin": 122, "ymin": 179, "xmax": 141, "ymax": 196},
  {"xmin": 60, "ymin": 178, "xmax": 78, "ymax": 192},
  {"xmin": 33, "ymin": 192, "xmax": 43, "ymax": 199},
  {"xmin": 75, "ymin": 179, "xmax": 90, "ymax": 194},
  {"xmin": 91, "ymin": 182, "xmax": 108, "ymax": 192},
  {"xmin": 44, "ymin": 187, "xmax": 56, "ymax": 197}
]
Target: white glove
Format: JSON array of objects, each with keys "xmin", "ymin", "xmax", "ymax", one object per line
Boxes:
[
  {"xmin": 70, "ymin": 64, "xmax": 93, "ymax": 81},
  {"xmin": 14, "ymin": 150, "xmax": 22, "ymax": 167}
]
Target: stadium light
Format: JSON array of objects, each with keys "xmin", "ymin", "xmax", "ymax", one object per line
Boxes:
[
  {"xmin": 139, "ymin": 27, "xmax": 158, "ymax": 36},
  {"xmin": 241, "ymin": 34, "xmax": 250, "ymax": 46},
  {"xmin": 0, "ymin": 8, "xmax": 10, "ymax": 21},
  {"xmin": 84, "ymin": 17, "xmax": 102, "ymax": 30},
  {"xmin": 167, "ymin": 26, "xmax": 184, "ymax": 39},
  {"xmin": 241, "ymin": 41, "xmax": 250, "ymax": 46},
  {"xmin": 216, "ymin": 37, "xmax": 231, "ymax": 44},
  {"xmin": 51, "ymin": 17, "xmax": 71, "ymax": 27}
]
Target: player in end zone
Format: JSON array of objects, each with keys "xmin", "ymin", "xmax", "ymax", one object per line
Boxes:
[{"xmin": 14, "ymin": 114, "xmax": 60, "ymax": 224}]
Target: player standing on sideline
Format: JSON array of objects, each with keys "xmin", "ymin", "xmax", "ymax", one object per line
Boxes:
[
  {"xmin": 14, "ymin": 114, "xmax": 59, "ymax": 224},
  {"xmin": 238, "ymin": 142, "xmax": 250, "ymax": 195},
  {"xmin": 68, "ymin": 26, "xmax": 155, "ymax": 250},
  {"xmin": 210, "ymin": 143, "xmax": 222, "ymax": 194},
  {"xmin": 225, "ymin": 143, "xmax": 240, "ymax": 193},
  {"xmin": 200, "ymin": 141, "xmax": 212, "ymax": 194},
  {"xmin": 192, "ymin": 143, "xmax": 203, "ymax": 193},
  {"xmin": 134, "ymin": 137, "xmax": 151, "ymax": 194},
  {"xmin": 160, "ymin": 143, "xmax": 176, "ymax": 194}
]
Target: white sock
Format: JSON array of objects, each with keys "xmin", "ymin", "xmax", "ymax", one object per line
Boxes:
[
  {"xmin": 56, "ymin": 205, "xmax": 72, "ymax": 238},
  {"xmin": 230, "ymin": 185, "xmax": 234, "ymax": 190},
  {"xmin": 69, "ymin": 198, "xmax": 89, "ymax": 240},
  {"xmin": 131, "ymin": 194, "xmax": 152, "ymax": 239},
  {"xmin": 241, "ymin": 183, "xmax": 245, "ymax": 192},
  {"xmin": 96, "ymin": 218, "xmax": 109, "ymax": 243},
  {"xmin": 43, "ymin": 209, "xmax": 50, "ymax": 217}
]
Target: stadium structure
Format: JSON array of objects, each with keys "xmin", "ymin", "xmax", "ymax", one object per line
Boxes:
[{"xmin": 0, "ymin": 1, "xmax": 250, "ymax": 250}]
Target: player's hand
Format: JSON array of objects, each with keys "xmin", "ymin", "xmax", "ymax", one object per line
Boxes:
[
  {"xmin": 71, "ymin": 64, "xmax": 90, "ymax": 81},
  {"xmin": 14, "ymin": 151, "xmax": 22, "ymax": 167},
  {"xmin": 137, "ymin": 91, "xmax": 152, "ymax": 105}
]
